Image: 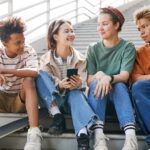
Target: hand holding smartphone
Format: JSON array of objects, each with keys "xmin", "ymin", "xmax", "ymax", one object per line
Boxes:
[{"xmin": 67, "ymin": 68, "xmax": 78, "ymax": 78}]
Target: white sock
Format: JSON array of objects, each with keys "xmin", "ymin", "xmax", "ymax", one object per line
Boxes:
[
  {"xmin": 94, "ymin": 128, "xmax": 103, "ymax": 135},
  {"xmin": 78, "ymin": 127, "xmax": 87, "ymax": 136},
  {"xmin": 124, "ymin": 124, "xmax": 136, "ymax": 137},
  {"xmin": 49, "ymin": 106, "xmax": 61, "ymax": 116},
  {"xmin": 125, "ymin": 129, "xmax": 136, "ymax": 136},
  {"xmin": 29, "ymin": 127, "xmax": 39, "ymax": 131}
]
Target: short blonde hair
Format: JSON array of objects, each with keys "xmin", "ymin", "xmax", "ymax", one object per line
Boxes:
[{"xmin": 133, "ymin": 5, "xmax": 150, "ymax": 24}]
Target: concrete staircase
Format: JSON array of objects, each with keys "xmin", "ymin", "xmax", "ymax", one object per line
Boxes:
[
  {"xmin": 73, "ymin": 17, "xmax": 145, "ymax": 56},
  {"xmin": 32, "ymin": 0, "xmax": 150, "ymax": 56},
  {"xmin": 0, "ymin": 110, "xmax": 148, "ymax": 150},
  {"xmin": 72, "ymin": 0, "xmax": 150, "ymax": 55}
]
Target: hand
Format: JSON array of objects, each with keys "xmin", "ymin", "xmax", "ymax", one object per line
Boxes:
[
  {"xmin": 0, "ymin": 74, "xmax": 5, "ymax": 86},
  {"xmin": 58, "ymin": 77, "xmax": 70, "ymax": 90},
  {"xmin": 68, "ymin": 75, "xmax": 82, "ymax": 90},
  {"xmin": 94, "ymin": 71, "xmax": 106, "ymax": 80},
  {"xmin": 94, "ymin": 75, "xmax": 112, "ymax": 98}
]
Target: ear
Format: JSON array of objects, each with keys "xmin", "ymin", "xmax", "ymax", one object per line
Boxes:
[
  {"xmin": 115, "ymin": 22, "xmax": 120, "ymax": 31},
  {"xmin": 53, "ymin": 34, "xmax": 58, "ymax": 41},
  {"xmin": 2, "ymin": 41, "xmax": 7, "ymax": 47}
]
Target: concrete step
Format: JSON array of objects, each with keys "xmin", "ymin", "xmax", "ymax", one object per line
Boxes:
[
  {"xmin": 74, "ymin": 37, "xmax": 142, "ymax": 42},
  {"xmin": 75, "ymin": 24, "xmax": 138, "ymax": 28},
  {"xmin": 0, "ymin": 113, "xmax": 27, "ymax": 127},
  {"xmin": 73, "ymin": 41, "xmax": 144, "ymax": 48},
  {"xmin": 0, "ymin": 108, "xmax": 148, "ymax": 149},
  {"xmin": 74, "ymin": 30, "xmax": 139, "ymax": 35},
  {"xmin": 75, "ymin": 33, "xmax": 140, "ymax": 37},
  {"xmin": 74, "ymin": 24, "xmax": 137, "ymax": 29},
  {"xmin": 0, "ymin": 133, "xmax": 148, "ymax": 150},
  {"xmin": 74, "ymin": 30, "xmax": 139, "ymax": 34}
]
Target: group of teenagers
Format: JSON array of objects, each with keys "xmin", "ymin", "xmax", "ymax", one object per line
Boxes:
[{"xmin": 0, "ymin": 4, "xmax": 150, "ymax": 150}]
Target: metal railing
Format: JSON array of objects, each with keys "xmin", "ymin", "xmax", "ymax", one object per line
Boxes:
[{"xmin": 0, "ymin": 0, "xmax": 136, "ymax": 42}]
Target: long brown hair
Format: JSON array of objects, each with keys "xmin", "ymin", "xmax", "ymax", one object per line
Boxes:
[{"xmin": 47, "ymin": 19, "xmax": 72, "ymax": 50}]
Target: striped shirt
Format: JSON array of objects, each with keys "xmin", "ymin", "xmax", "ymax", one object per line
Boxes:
[
  {"xmin": 0, "ymin": 43, "xmax": 38, "ymax": 93},
  {"xmin": 53, "ymin": 50, "xmax": 74, "ymax": 80}
]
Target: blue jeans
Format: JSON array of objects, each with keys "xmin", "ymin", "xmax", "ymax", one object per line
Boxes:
[
  {"xmin": 36, "ymin": 70, "xmax": 99, "ymax": 134},
  {"xmin": 131, "ymin": 80, "xmax": 150, "ymax": 145},
  {"xmin": 88, "ymin": 80, "xmax": 135, "ymax": 128}
]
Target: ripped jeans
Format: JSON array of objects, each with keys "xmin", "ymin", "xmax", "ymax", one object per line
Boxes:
[{"xmin": 35, "ymin": 70, "xmax": 100, "ymax": 134}]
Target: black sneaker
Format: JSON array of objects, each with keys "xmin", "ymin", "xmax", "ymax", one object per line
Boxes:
[
  {"xmin": 48, "ymin": 113, "xmax": 66, "ymax": 135},
  {"xmin": 77, "ymin": 133, "xmax": 90, "ymax": 150}
]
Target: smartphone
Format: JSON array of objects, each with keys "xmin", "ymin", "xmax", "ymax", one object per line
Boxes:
[{"xmin": 67, "ymin": 68, "xmax": 78, "ymax": 78}]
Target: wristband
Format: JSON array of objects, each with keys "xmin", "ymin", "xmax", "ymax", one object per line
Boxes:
[{"xmin": 110, "ymin": 75, "xmax": 114, "ymax": 84}]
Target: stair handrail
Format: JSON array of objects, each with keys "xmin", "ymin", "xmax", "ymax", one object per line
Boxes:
[
  {"xmin": 25, "ymin": 6, "xmax": 98, "ymax": 36},
  {"xmin": 0, "ymin": 0, "xmax": 8, "ymax": 5},
  {"xmin": 12, "ymin": 0, "xmax": 46, "ymax": 15},
  {"xmin": 49, "ymin": 6, "xmax": 98, "ymax": 21},
  {"xmin": 50, "ymin": 0, "xmax": 75, "ymax": 11},
  {"xmin": 84, "ymin": 0, "xmax": 101, "ymax": 7}
]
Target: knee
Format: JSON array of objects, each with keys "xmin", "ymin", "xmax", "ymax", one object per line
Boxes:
[
  {"xmin": 114, "ymin": 82, "xmax": 126, "ymax": 87},
  {"xmin": 22, "ymin": 77, "xmax": 36, "ymax": 89},
  {"xmin": 68, "ymin": 90, "xmax": 84, "ymax": 102},
  {"xmin": 113, "ymin": 82, "xmax": 127, "ymax": 91},
  {"xmin": 69, "ymin": 89, "xmax": 82, "ymax": 97},
  {"xmin": 131, "ymin": 80, "xmax": 146, "ymax": 96},
  {"xmin": 89, "ymin": 80, "xmax": 98, "ymax": 91},
  {"xmin": 38, "ymin": 70, "xmax": 52, "ymax": 77},
  {"xmin": 36, "ymin": 70, "xmax": 54, "ymax": 86},
  {"xmin": 37, "ymin": 70, "xmax": 53, "ymax": 81},
  {"xmin": 35, "ymin": 73, "xmax": 44, "ymax": 86},
  {"xmin": 131, "ymin": 80, "xmax": 145, "ymax": 92}
]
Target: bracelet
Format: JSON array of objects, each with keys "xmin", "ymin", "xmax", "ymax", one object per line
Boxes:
[{"xmin": 110, "ymin": 75, "xmax": 114, "ymax": 84}]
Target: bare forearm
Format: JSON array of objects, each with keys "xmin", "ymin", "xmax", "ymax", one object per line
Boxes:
[
  {"xmin": 132, "ymin": 74, "xmax": 150, "ymax": 82},
  {"xmin": 1, "ymin": 68, "xmax": 38, "ymax": 77},
  {"xmin": 112, "ymin": 72, "xmax": 129, "ymax": 83}
]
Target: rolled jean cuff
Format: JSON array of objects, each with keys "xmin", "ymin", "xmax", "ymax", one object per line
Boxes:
[
  {"xmin": 87, "ymin": 115, "xmax": 103, "ymax": 131},
  {"xmin": 121, "ymin": 122, "xmax": 135, "ymax": 129}
]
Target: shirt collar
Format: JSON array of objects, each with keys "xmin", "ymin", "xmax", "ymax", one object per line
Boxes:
[{"xmin": 53, "ymin": 48, "xmax": 74, "ymax": 65}]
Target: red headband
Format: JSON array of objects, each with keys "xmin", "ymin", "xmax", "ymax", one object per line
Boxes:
[{"xmin": 101, "ymin": 6, "xmax": 125, "ymax": 26}]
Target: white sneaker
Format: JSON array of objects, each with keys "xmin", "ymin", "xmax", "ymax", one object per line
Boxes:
[
  {"xmin": 122, "ymin": 135, "xmax": 138, "ymax": 150},
  {"xmin": 93, "ymin": 132, "xmax": 108, "ymax": 150},
  {"xmin": 24, "ymin": 127, "xmax": 42, "ymax": 150}
]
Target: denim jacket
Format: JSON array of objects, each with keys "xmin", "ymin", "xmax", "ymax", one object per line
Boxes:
[{"xmin": 40, "ymin": 47, "xmax": 87, "ymax": 89}]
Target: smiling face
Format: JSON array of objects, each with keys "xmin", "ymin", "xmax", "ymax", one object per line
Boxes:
[
  {"xmin": 54, "ymin": 22, "xmax": 75, "ymax": 47},
  {"xmin": 97, "ymin": 13, "xmax": 119, "ymax": 40},
  {"xmin": 3, "ymin": 33, "xmax": 25, "ymax": 58},
  {"xmin": 136, "ymin": 18, "xmax": 150, "ymax": 43}
]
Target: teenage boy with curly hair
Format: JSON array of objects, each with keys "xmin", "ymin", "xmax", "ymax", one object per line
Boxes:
[{"xmin": 0, "ymin": 17, "xmax": 41, "ymax": 150}]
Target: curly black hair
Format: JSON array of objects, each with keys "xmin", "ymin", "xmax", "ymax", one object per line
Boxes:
[{"xmin": 0, "ymin": 17, "xmax": 26, "ymax": 42}]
